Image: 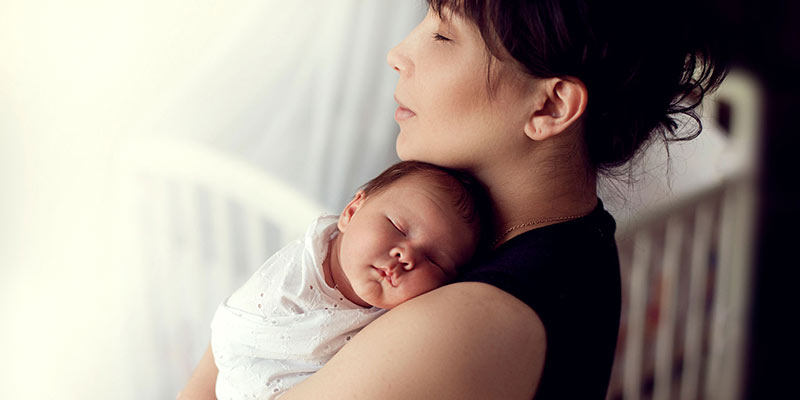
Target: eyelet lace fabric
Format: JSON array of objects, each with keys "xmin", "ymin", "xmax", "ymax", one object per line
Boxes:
[{"xmin": 211, "ymin": 215, "xmax": 385, "ymax": 399}]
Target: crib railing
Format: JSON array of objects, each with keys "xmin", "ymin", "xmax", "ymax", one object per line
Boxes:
[
  {"xmin": 607, "ymin": 71, "xmax": 761, "ymax": 400},
  {"xmin": 114, "ymin": 136, "xmax": 324, "ymax": 398}
]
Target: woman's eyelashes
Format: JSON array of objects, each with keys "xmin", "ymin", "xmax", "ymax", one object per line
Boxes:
[{"xmin": 432, "ymin": 33, "xmax": 451, "ymax": 42}]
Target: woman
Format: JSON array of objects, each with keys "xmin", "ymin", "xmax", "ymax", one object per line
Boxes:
[{"xmin": 181, "ymin": 0, "xmax": 726, "ymax": 398}]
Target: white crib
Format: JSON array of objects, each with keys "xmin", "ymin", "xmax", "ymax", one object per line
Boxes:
[
  {"xmin": 114, "ymin": 137, "xmax": 324, "ymax": 399},
  {"xmin": 606, "ymin": 71, "xmax": 762, "ymax": 400}
]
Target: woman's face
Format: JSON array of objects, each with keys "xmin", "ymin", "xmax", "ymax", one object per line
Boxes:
[{"xmin": 387, "ymin": 7, "xmax": 535, "ymax": 170}]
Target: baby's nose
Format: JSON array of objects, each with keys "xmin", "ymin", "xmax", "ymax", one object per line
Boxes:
[{"xmin": 390, "ymin": 246, "xmax": 415, "ymax": 271}]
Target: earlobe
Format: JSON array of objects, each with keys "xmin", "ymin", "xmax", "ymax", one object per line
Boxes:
[
  {"xmin": 523, "ymin": 114, "xmax": 552, "ymax": 141},
  {"xmin": 524, "ymin": 77, "xmax": 588, "ymax": 141},
  {"xmin": 338, "ymin": 191, "xmax": 366, "ymax": 232}
]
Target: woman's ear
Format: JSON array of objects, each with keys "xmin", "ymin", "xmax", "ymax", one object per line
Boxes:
[
  {"xmin": 524, "ymin": 77, "xmax": 588, "ymax": 141},
  {"xmin": 338, "ymin": 191, "xmax": 367, "ymax": 232}
]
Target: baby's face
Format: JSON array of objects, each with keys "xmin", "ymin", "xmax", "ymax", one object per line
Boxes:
[{"xmin": 336, "ymin": 174, "xmax": 477, "ymax": 309}]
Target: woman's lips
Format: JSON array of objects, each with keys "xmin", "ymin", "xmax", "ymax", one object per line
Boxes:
[
  {"xmin": 393, "ymin": 95, "xmax": 416, "ymax": 121},
  {"xmin": 394, "ymin": 106, "xmax": 416, "ymax": 121}
]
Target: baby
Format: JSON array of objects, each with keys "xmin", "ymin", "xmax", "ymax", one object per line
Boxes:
[{"xmin": 210, "ymin": 160, "xmax": 489, "ymax": 399}]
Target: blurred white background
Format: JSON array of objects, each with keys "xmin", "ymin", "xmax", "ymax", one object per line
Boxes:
[
  {"xmin": 0, "ymin": 1, "xmax": 735, "ymax": 399},
  {"xmin": 0, "ymin": 1, "xmax": 422, "ymax": 398}
]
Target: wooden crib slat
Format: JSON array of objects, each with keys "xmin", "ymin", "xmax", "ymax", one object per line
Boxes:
[
  {"xmin": 705, "ymin": 182, "xmax": 757, "ymax": 400},
  {"xmin": 705, "ymin": 187, "xmax": 737, "ymax": 400},
  {"xmin": 244, "ymin": 209, "xmax": 267, "ymax": 277},
  {"xmin": 680, "ymin": 201, "xmax": 714, "ymax": 400},
  {"xmin": 146, "ymin": 176, "xmax": 183, "ymax": 396},
  {"xmin": 174, "ymin": 181, "xmax": 203, "ymax": 320},
  {"xmin": 623, "ymin": 230, "xmax": 652, "ymax": 400},
  {"xmin": 172, "ymin": 180, "xmax": 215, "ymax": 368},
  {"xmin": 209, "ymin": 194, "xmax": 234, "ymax": 302},
  {"xmin": 653, "ymin": 215, "xmax": 684, "ymax": 400}
]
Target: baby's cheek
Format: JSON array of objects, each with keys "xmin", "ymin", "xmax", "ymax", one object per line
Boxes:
[
  {"xmin": 408, "ymin": 277, "xmax": 441, "ymax": 299},
  {"xmin": 355, "ymin": 280, "xmax": 384, "ymax": 306}
]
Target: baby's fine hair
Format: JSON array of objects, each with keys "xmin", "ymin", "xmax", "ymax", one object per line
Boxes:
[{"xmin": 360, "ymin": 161, "xmax": 493, "ymax": 251}]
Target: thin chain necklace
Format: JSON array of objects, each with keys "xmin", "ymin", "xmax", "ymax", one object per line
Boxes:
[{"xmin": 492, "ymin": 213, "xmax": 589, "ymax": 247}]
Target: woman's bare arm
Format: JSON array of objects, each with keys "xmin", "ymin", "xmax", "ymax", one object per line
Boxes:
[
  {"xmin": 177, "ymin": 344, "xmax": 218, "ymax": 400},
  {"xmin": 280, "ymin": 281, "xmax": 546, "ymax": 400}
]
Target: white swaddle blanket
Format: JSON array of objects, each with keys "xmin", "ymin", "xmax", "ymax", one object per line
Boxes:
[{"xmin": 211, "ymin": 215, "xmax": 385, "ymax": 399}]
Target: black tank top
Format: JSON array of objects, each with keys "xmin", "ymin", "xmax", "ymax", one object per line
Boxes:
[{"xmin": 455, "ymin": 199, "xmax": 621, "ymax": 399}]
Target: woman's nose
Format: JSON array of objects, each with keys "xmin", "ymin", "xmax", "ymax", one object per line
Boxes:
[
  {"xmin": 387, "ymin": 39, "xmax": 413, "ymax": 77},
  {"xmin": 390, "ymin": 246, "xmax": 415, "ymax": 271}
]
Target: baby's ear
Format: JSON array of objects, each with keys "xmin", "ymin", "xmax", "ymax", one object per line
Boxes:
[{"xmin": 338, "ymin": 191, "xmax": 366, "ymax": 232}]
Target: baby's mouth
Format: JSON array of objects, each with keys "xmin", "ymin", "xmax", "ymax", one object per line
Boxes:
[{"xmin": 373, "ymin": 266, "xmax": 397, "ymax": 287}]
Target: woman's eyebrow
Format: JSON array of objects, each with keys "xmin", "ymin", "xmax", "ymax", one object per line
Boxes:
[
  {"xmin": 433, "ymin": 3, "xmax": 462, "ymax": 24},
  {"xmin": 435, "ymin": 13, "xmax": 457, "ymax": 35}
]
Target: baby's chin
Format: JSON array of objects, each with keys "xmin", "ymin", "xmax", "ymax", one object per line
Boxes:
[
  {"xmin": 355, "ymin": 287, "xmax": 406, "ymax": 310},
  {"xmin": 352, "ymin": 281, "xmax": 388, "ymax": 308},
  {"xmin": 366, "ymin": 293, "xmax": 417, "ymax": 310}
]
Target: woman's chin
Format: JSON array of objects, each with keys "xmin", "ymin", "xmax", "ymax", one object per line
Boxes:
[
  {"xmin": 395, "ymin": 135, "xmax": 429, "ymax": 163},
  {"xmin": 395, "ymin": 134, "xmax": 411, "ymax": 161}
]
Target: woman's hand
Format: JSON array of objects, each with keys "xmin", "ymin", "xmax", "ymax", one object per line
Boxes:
[
  {"xmin": 280, "ymin": 281, "xmax": 546, "ymax": 399},
  {"xmin": 177, "ymin": 344, "xmax": 218, "ymax": 400}
]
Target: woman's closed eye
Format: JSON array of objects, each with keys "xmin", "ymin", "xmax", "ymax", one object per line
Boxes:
[{"xmin": 432, "ymin": 33, "xmax": 451, "ymax": 42}]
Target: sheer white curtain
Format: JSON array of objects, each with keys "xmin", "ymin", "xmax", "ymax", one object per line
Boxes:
[
  {"xmin": 0, "ymin": 1, "xmax": 423, "ymax": 399},
  {"xmin": 140, "ymin": 0, "xmax": 424, "ymax": 211}
]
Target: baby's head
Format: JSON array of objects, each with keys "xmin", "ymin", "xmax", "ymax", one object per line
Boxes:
[{"xmin": 332, "ymin": 161, "xmax": 489, "ymax": 309}]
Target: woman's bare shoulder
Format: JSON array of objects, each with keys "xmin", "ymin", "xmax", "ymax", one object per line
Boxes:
[{"xmin": 281, "ymin": 282, "xmax": 546, "ymax": 400}]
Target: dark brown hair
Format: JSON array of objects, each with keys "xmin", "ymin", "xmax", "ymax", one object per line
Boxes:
[
  {"xmin": 428, "ymin": 0, "xmax": 729, "ymax": 176},
  {"xmin": 361, "ymin": 160, "xmax": 492, "ymax": 250}
]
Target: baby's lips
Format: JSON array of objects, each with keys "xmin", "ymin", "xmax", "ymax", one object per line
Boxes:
[{"xmin": 373, "ymin": 265, "xmax": 400, "ymax": 287}]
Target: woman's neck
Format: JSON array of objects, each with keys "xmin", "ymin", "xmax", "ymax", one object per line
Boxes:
[{"xmin": 475, "ymin": 141, "xmax": 598, "ymax": 245}]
